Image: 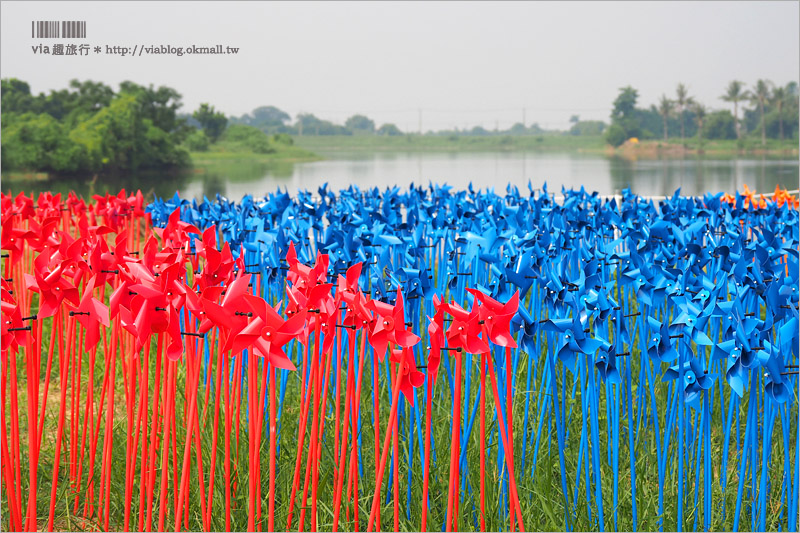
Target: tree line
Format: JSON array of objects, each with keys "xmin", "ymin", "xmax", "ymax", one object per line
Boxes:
[
  {"xmin": 605, "ymin": 80, "xmax": 799, "ymax": 147},
  {"xmin": 228, "ymin": 107, "xmax": 406, "ymax": 137},
  {"xmin": 231, "ymin": 106, "xmax": 566, "ymax": 138},
  {"xmin": 1, "ymin": 78, "xmax": 300, "ymax": 174},
  {"xmin": 1, "ymin": 78, "xmax": 194, "ymax": 174}
]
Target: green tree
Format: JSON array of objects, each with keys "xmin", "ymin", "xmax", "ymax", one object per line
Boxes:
[
  {"xmin": 272, "ymin": 133, "xmax": 294, "ymax": 145},
  {"xmin": 607, "ymin": 86, "xmax": 641, "ymax": 143},
  {"xmin": 39, "ymin": 89, "xmax": 79, "ymax": 122},
  {"xmin": 220, "ymin": 124, "xmax": 275, "ymax": 153},
  {"xmin": 234, "ymin": 106, "xmax": 291, "ymax": 132},
  {"xmin": 771, "ymin": 86, "xmax": 787, "ymax": 140},
  {"xmin": 377, "ymin": 123, "xmax": 402, "ymax": 136},
  {"xmin": 192, "ymin": 103, "xmax": 228, "ymax": 143},
  {"xmin": 69, "ymin": 79, "xmax": 114, "ymax": 113},
  {"xmin": 1, "ymin": 78, "xmax": 190, "ymax": 174},
  {"xmin": 569, "ymin": 120, "xmax": 606, "ymax": 136},
  {"xmin": 1, "ymin": 78, "xmax": 37, "ymax": 116},
  {"xmin": 120, "ymin": 82, "xmax": 187, "ymax": 140},
  {"xmin": 611, "ymin": 86, "xmax": 638, "ymax": 122},
  {"xmin": 295, "ymin": 113, "xmax": 350, "ymax": 136},
  {"xmin": 702, "ymin": 110, "xmax": 736, "ymax": 140},
  {"xmin": 184, "ymin": 129, "xmax": 210, "ymax": 152},
  {"xmin": 509, "ymin": 122, "xmax": 528, "ymax": 135},
  {"xmin": 721, "ymin": 80, "xmax": 746, "ymax": 139},
  {"xmin": 605, "ymin": 124, "xmax": 626, "ymax": 147},
  {"xmin": 693, "ymin": 103, "xmax": 707, "ymax": 143},
  {"xmin": 747, "ymin": 79, "xmax": 772, "ymax": 146},
  {"xmin": 250, "ymin": 106, "xmax": 291, "ymax": 127},
  {"xmin": 764, "ymin": 82, "xmax": 799, "ymax": 140},
  {"xmin": 657, "ymin": 95, "xmax": 674, "ymax": 140},
  {"xmin": 69, "ymin": 94, "xmax": 188, "ymax": 171},
  {"xmin": 675, "ymin": 83, "xmax": 694, "ymax": 144},
  {"xmin": 1, "ymin": 112, "xmax": 86, "ymax": 172},
  {"xmin": 345, "ymin": 114, "xmax": 375, "ymax": 133}
]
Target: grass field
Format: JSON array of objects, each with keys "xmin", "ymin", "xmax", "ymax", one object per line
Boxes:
[
  {"xmin": 189, "ymin": 144, "xmax": 321, "ymax": 164},
  {"xmin": 294, "ymin": 134, "xmax": 607, "ymax": 154},
  {"xmin": 5, "ymin": 290, "xmax": 795, "ymax": 532},
  {"xmin": 294, "ymin": 134, "xmax": 798, "ymax": 158}
]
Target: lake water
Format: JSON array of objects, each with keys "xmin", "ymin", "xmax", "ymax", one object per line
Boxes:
[{"xmin": 5, "ymin": 151, "xmax": 799, "ymax": 201}]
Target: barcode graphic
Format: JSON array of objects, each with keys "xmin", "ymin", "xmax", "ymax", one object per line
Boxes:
[{"xmin": 31, "ymin": 20, "xmax": 86, "ymax": 39}]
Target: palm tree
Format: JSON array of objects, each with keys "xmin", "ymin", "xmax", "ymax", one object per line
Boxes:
[
  {"xmin": 772, "ymin": 86, "xmax": 787, "ymax": 140},
  {"xmin": 748, "ymin": 79, "xmax": 772, "ymax": 146},
  {"xmin": 657, "ymin": 95, "xmax": 674, "ymax": 140},
  {"xmin": 693, "ymin": 103, "xmax": 707, "ymax": 143},
  {"xmin": 675, "ymin": 83, "xmax": 695, "ymax": 144},
  {"xmin": 721, "ymin": 80, "xmax": 745, "ymax": 139}
]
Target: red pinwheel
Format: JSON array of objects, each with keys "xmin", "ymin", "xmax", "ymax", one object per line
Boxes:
[
  {"xmin": 69, "ymin": 275, "xmax": 110, "ymax": 351},
  {"xmin": 1, "ymin": 291, "xmax": 27, "ymax": 352},
  {"xmin": 118, "ymin": 274, "xmax": 183, "ymax": 360},
  {"xmin": 1, "ymin": 217, "xmax": 36, "ymax": 267},
  {"xmin": 426, "ymin": 317, "xmax": 444, "ymax": 382},
  {"xmin": 24, "ymin": 215, "xmax": 62, "ymax": 253},
  {"xmin": 467, "ymin": 288, "xmax": 520, "ymax": 348},
  {"xmin": 299, "ymin": 281, "xmax": 337, "ymax": 352},
  {"xmin": 286, "ymin": 244, "xmax": 330, "ymax": 292},
  {"xmin": 24, "ymin": 251, "xmax": 80, "ymax": 318},
  {"xmin": 126, "ymin": 280, "xmax": 170, "ymax": 333},
  {"xmin": 237, "ymin": 294, "xmax": 307, "ymax": 370},
  {"xmin": 156, "ymin": 207, "xmax": 200, "ymax": 251},
  {"xmin": 309, "ymin": 251, "xmax": 330, "ymax": 285},
  {"xmin": 192, "ymin": 226, "xmax": 236, "ymax": 290},
  {"xmin": 336, "ymin": 262, "xmax": 363, "ymax": 308},
  {"xmin": 389, "ymin": 348, "xmax": 425, "ymax": 405},
  {"xmin": 367, "ymin": 289, "xmax": 420, "ymax": 359},
  {"xmin": 426, "ymin": 294, "xmax": 450, "ymax": 383},
  {"xmin": 340, "ymin": 287, "xmax": 373, "ymax": 331},
  {"xmin": 85, "ymin": 239, "xmax": 119, "ymax": 288},
  {"xmin": 443, "ymin": 299, "xmax": 488, "ymax": 355},
  {"xmin": 286, "ymin": 242, "xmax": 313, "ymax": 290},
  {"xmin": 201, "ymin": 274, "xmax": 256, "ymax": 353}
]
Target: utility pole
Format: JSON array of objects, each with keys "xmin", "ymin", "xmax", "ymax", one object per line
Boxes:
[
  {"xmin": 522, "ymin": 107, "xmax": 526, "ymax": 128},
  {"xmin": 418, "ymin": 109, "xmax": 422, "ymax": 135}
]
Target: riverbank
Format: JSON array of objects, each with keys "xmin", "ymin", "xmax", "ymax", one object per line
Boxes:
[
  {"xmin": 188, "ymin": 144, "xmax": 321, "ymax": 165},
  {"xmin": 610, "ymin": 138, "xmax": 799, "ymax": 158},
  {"xmin": 295, "ymin": 134, "xmax": 607, "ymax": 153},
  {"xmin": 295, "ymin": 134, "xmax": 798, "ymax": 158}
]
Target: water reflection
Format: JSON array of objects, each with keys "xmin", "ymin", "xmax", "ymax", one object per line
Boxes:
[
  {"xmin": 607, "ymin": 155, "xmax": 797, "ymax": 197},
  {"xmin": 2, "ymin": 168, "xmax": 192, "ymax": 200},
  {"xmin": 4, "ymin": 152, "xmax": 797, "ymax": 201}
]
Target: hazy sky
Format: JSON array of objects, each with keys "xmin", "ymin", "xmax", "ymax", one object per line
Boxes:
[{"xmin": 2, "ymin": 1, "xmax": 798, "ymax": 131}]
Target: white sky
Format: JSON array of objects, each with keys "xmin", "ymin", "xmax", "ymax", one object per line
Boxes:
[{"xmin": 1, "ymin": 1, "xmax": 798, "ymax": 131}]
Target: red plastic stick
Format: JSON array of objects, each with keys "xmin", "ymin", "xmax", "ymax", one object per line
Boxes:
[
  {"xmin": 420, "ymin": 369, "xmax": 434, "ymax": 532},
  {"xmin": 480, "ymin": 351, "xmax": 487, "ymax": 532},
  {"xmin": 486, "ymin": 352, "xmax": 526, "ymax": 531},
  {"xmin": 365, "ymin": 348, "xmax": 407, "ymax": 533},
  {"xmin": 444, "ymin": 348, "xmax": 462, "ymax": 532},
  {"xmin": 332, "ymin": 330, "xmax": 357, "ymax": 530},
  {"xmin": 268, "ymin": 363, "xmax": 277, "ymax": 532}
]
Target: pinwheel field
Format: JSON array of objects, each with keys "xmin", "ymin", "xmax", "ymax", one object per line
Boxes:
[{"xmin": 1, "ymin": 183, "xmax": 798, "ymax": 532}]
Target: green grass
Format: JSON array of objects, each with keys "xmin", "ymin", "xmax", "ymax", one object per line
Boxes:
[
  {"xmin": 294, "ymin": 134, "xmax": 799, "ymax": 159},
  {"xmin": 294, "ymin": 134, "xmax": 607, "ymax": 154},
  {"xmin": 189, "ymin": 143, "xmax": 321, "ymax": 164},
  {"xmin": 4, "ymin": 288, "xmax": 796, "ymax": 532},
  {"xmin": 627, "ymin": 137, "xmax": 799, "ymax": 157}
]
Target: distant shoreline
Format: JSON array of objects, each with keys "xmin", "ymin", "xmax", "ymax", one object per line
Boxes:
[{"xmin": 294, "ymin": 134, "xmax": 799, "ymax": 158}]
